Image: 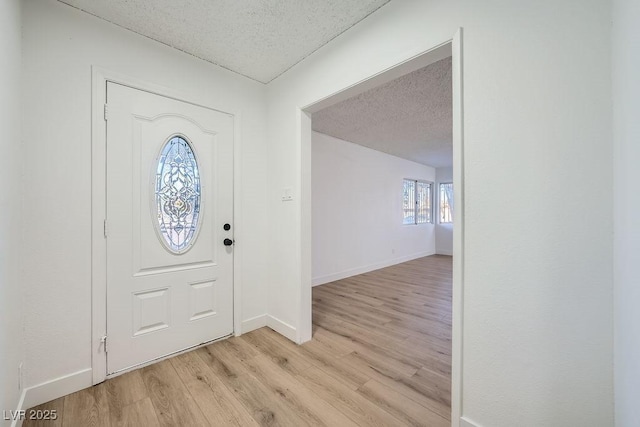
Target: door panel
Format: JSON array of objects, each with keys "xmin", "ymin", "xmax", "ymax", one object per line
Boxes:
[{"xmin": 106, "ymin": 82, "xmax": 234, "ymax": 374}]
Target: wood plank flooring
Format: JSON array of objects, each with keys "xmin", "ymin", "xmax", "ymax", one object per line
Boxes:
[{"xmin": 25, "ymin": 255, "xmax": 452, "ymax": 426}]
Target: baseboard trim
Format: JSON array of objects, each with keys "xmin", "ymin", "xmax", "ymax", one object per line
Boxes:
[
  {"xmin": 460, "ymin": 416, "xmax": 481, "ymax": 427},
  {"xmin": 240, "ymin": 314, "xmax": 267, "ymax": 334},
  {"xmin": 436, "ymin": 250, "xmax": 453, "ymax": 256},
  {"xmin": 312, "ymin": 251, "xmax": 435, "ymax": 286},
  {"xmin": 266, "ymin": 315, "xmax": 297, "ymax": 342},
  {"xmin": 12, "ymin": 368, "xmax": 92, "ymax": 425}
]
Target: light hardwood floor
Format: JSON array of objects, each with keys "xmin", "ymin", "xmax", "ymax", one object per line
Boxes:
[{"xmin": 25, "ymin": 255, "xmax": 452, "ymax": 427}]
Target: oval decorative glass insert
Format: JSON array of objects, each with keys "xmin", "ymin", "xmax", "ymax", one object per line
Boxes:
[{"xmin": 154, "ymin": 136, "xmax": 201, "ymax": 253}]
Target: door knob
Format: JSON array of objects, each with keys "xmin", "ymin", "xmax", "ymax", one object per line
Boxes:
[{"xmin": 223, "ymin": 238, "xmax": 234, "ymax": 246}]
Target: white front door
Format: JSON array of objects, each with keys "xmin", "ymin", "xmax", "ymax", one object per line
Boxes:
[{"xmin": 106, "ymin": 82, "xmax": 234, "ymax": 375}]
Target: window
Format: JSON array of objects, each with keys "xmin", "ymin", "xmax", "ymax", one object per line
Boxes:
[
  {"xmin": 403, "ymin": 179, "xmax": 432, "ymax": 224},
  {"xmin": 439, "ymin": 182, "xmax": 453, "ymax": 223},
  {"xmin": 154, "ymin": 135, "xmax": 202, "ymax": 253}
]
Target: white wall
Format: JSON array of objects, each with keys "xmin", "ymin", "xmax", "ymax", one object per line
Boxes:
[
  {"xmin": 613, "ymin": 0, "xmax": 640, "ymax": 425},
  {"xmin": 435, "ymin": 166, "xmax": 453, "ymax": 256},
  {"xmin": 312, "ymin": 132, "xmax": 435, "ymax": 286},
  {"xmin": 0, "ymin": 0, "xmax": 24, "ymax": 422},
  {"xmin": 266, "ymin": 1, "xmax": 613, "ymax": 426},
  {"xmin": 21, "ymin": 0, "xmax": 267, "ymax": 398}
]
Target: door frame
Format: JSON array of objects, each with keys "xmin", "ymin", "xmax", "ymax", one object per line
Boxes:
[
  {"xmin": 90, "ymin": 67, "xmax": 243, "ymax": 384},
  {"xmin": 297, "ymin": 29, "xmax": 464, "ymax": 424}
]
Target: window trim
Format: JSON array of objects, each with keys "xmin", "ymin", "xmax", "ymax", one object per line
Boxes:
[
  {"xmin": 438, "ymin": 181, "xmax": 454, "ymax": 224},
  {"xmin": 402, "ymin": 178, "xmax": 433, "ymax": 225}
]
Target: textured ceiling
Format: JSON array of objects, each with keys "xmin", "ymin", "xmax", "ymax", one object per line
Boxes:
[
  {"xmin": 312, "ymin": 57, "xmax": 453, "ymax": 168},
  {"xmin": 58, "ymin": 0, "xmax": 390, "ymax": 83}
]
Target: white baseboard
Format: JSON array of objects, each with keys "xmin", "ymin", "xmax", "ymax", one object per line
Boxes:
[
  {"xmin": 240, "ymin": 314, "xmax": 267, "ymax": 334},
  {"xmin": 436, "ymin": 250, "xmax": 453, "ymax": 256},
  {"xmin": 266, "ymin": 315, "xmax": 297, "ymax": 342},
  {"xmin": 11, "ymin": 368, "xmax": 92, "ymax": 427},
  {"xmin": 460, "ymin": 416, "xmax": 481, "ymax": 427},
  {"xmin": 312, "ymin": 250, "xmax": 436, "ymax": 286}
]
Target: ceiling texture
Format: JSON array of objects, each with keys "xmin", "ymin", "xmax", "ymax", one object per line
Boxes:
[
  {"xmin": 57, "ymin": 0, "xmax": 390, "ymax": 83},
  {"xmin": 58, "ymin": 0, "xmax": 450, "ymax": 167},
  {"xmin": 312, "ymin": 57, "xmax": 453, "ymax": 168}
]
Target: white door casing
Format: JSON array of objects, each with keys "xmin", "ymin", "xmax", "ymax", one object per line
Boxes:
[{"xmin": 105, "ymin": 82, "xmax": 234, "ymax": 374}]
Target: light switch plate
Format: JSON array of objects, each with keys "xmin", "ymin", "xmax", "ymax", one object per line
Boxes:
[{"xmin": 282, "ymin": 188, "xmax": 293, "ymax": 201}]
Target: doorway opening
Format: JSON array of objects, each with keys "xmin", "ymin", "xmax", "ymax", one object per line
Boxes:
[{"xmin": 298, "ymin": 33, "xmax": 464, "ymax": 423}]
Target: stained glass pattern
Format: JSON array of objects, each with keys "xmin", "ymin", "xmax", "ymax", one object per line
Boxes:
[{"xmin": 155, "ymin": 136, "xmax": 201, "ymax": 253}]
